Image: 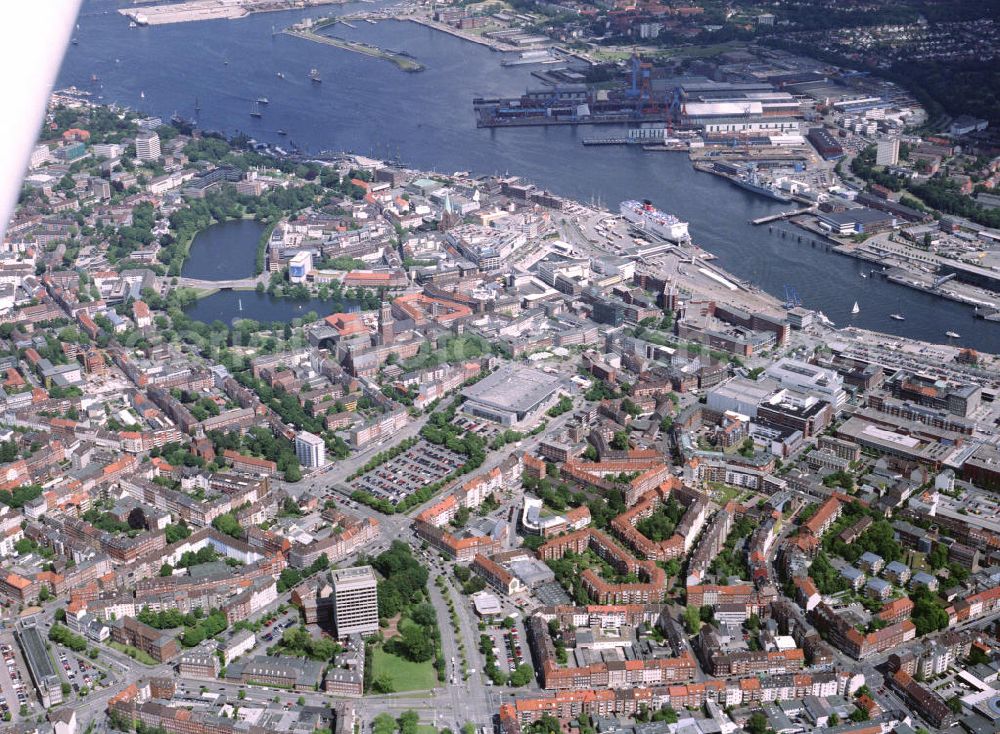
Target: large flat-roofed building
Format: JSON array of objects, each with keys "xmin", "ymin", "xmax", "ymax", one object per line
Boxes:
[
  {"xmin": 807, "ymin": 127, "xmax": 844, "ymax": 159},
  {"xmin": 445, "ymin": 224, "xmax": 526, "ymax": 270},
  {"xmin": 866, "ymin": 393, "xmax": 975, "ymax": 434},
  {"xmin": 17, "ymin": 618, "xmax": 63, "ymax": 707},
  {"xmin": 461, "ymin": 366, "xmax": 563, "ymax": 426},
  {"xmin": 756, "ymin": 391, "xmax": 833, "ymax": 439},
  {"xmin": 765, "ymin": 358, "xmax": 847, "ymax": 410},
  {"xmin": 706, "ymin": 378, "xmax": 779, "ymax": 418},
  {"xmin": 331, "ymin": 566, "xmax": 379, "ymax": 638},
  {"xmin": 836, "ymin": 414, "xmax": 959, "ymax": 465},
  {"xmin": 961, "ymin": 444, "xmax": 1000, "ymax": 491},
  {"xmin": 816, "ymin": 207, "xmax": 896, "ymax": 235}
]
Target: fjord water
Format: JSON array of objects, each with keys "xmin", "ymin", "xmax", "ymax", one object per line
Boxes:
[{"xmin": 61, "ymin": 0, "xmax": 1000, "ymax": 351}]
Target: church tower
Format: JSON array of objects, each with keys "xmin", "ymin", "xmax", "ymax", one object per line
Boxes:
[{"xmin": 378, "ymin": 300, "xmax": 395, "ymax": 346}]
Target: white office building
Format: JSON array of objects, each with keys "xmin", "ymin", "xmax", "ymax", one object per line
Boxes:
[
  {"xmin": 765, "ymin": 358, "xmax": 847, "ymax": 410},
  {"xmin": 295, "ymin": 430, "xmax": 326, "ymax": 468},
  {"xmin": 135, "ymin": 131, "xmax": 161, "ymax": 162},
  {"xmin": 288, "ymin": 251, "xmax": 313, "ymax": 284},
  {"xmin": 91, "ymin": 143, "xmax": 124, "ymax": 160},
  {"xmin": 331, "ymin": 566, "xmax": 379, "ymax": 638},
  {"xmin": 876, "ymin": 137, "xmax": 900, "ymax": 166},
  {"xmin": 29, "ymin": 145, "xmax": 52, "ymax": 169}
]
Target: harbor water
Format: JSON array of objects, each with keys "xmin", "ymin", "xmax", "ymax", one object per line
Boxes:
[{"xmin": 61, "ymin": 0, "xmax": 1000, "ymax": 352}]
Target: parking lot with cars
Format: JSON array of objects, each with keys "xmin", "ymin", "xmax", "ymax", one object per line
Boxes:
[
  {"xmin": 258, "ymin": 609, "xmax": 300, "ymax": 646},
  {"xmin": 0, "ymin": 640, "xmax": 31, "ymax": 720},
  {"xmin": 56, "ymin": 647, "xmax": 105, "ymax": 697},
  {"xmin": 350, "ymin": 440, "xmax": 465, "ymax": 506},
  {"xmin": 486, "ymin": 630, "xmax": 511, "ymax": 675},
  {"xmin": 451, "ymin": 416, "xmax": 501, "ymax": 441},
  {"xmin": 504, "ymin": 627, "xmax": 524, "ymax": 670},
  {"xmin": 485, "ymin": 626, "xmax": 525, "ymax": 676}
]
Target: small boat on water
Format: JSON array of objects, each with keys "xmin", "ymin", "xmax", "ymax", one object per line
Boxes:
[
  {"xmin": 309, "ymin": 68, "xmax": 322, "ymax": 83},
  {"xmin": 72, "ymin": 37, "xmax": 79, "ymax": 45},
  {"xmin": 257, "ymin": 96, "xmax": 269, "ymax": 105},
  {"xmin": 140, "ymin": 90, "xmax": 145, "ymax": 100},
  {"xmin": 277, "ymin": 129, "xmax": 287, "ymax": 136},
  {"xmin": 851, "ymin": 301, "xmax": 860, "ymax": 315},
  {"xmin": 946, "ymin": 331, "xmax": 961, "ymax": 339},
  {"xmin": 890, "ymin": 313, "xmax": 905, "ymax": 321},
  {"xmin": 276, "ymin": 72, "xmax": 285, "ymax": 79},
  {"xmin": 249, "ymin": 101, "xmax": 262, "ymax": 118},
  {"xmin": 860, "ymin": 273, "xmax": 867, "ymax": 278}
]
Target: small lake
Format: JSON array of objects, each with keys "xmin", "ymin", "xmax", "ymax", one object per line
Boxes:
[
  {"xmin": 180, "ymin": 218, "xmax": 357, "ymax": 324},
  {"xmin": 182, "ymin": 219, "xmax": 266, "ymax": 281},
  {"xmin": 182, "ymin": 289, "xmax": 359, "ymax": 325}
]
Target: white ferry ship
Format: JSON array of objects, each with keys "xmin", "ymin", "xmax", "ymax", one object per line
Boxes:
[{"xmin": 620, "ymin": 199, "xmax": 689, "ymax": 242}]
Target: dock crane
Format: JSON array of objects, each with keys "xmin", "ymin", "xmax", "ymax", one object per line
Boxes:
[
  {"xmin": 783, "ymin": 284, "xmax": 802, "ymax": 309},
  {"xmin": 664, "ymin": 85, "xmax": 686, "ymax": 133},
  {"xmin": 626, "ymin": 52, "xmax": 654, "ymax": 117}
]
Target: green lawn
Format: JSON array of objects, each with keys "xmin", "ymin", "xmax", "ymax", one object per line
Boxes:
[
  {"xmin": 371, "ymin": 646, "xmax": 437, "ymax": 692},
  {"xmin": 107, "ymin": 641, "xmax": 157, "ymax": 666},
  {"xmin": 708, "ymin": 483, "xmax": 751, "ymax": 507},
  {"xmin": 664, "ymin": 41, "xmax": 747, "ymax": 59}
]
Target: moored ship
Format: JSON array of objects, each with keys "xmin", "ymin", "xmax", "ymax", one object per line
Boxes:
[
  {"xmin": 732, "ymin": 175, "xmax": 793, "ymax": 203},
  {"xmin": 730, "ymin": 165, "xmax": 792, "ymax": 203},
  {"xmin": 619, "ymin": 199, "xmax": 689, "ymax": 242}
]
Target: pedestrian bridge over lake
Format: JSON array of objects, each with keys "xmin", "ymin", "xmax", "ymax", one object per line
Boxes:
[{"xmin": 176, "ymin": 273, "xmax": 267, "ymax": 290}]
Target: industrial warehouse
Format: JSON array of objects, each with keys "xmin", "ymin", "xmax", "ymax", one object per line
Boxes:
[{"xmin": 474, "ymin": 56, "xmax": 806, "ymax": 138}]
